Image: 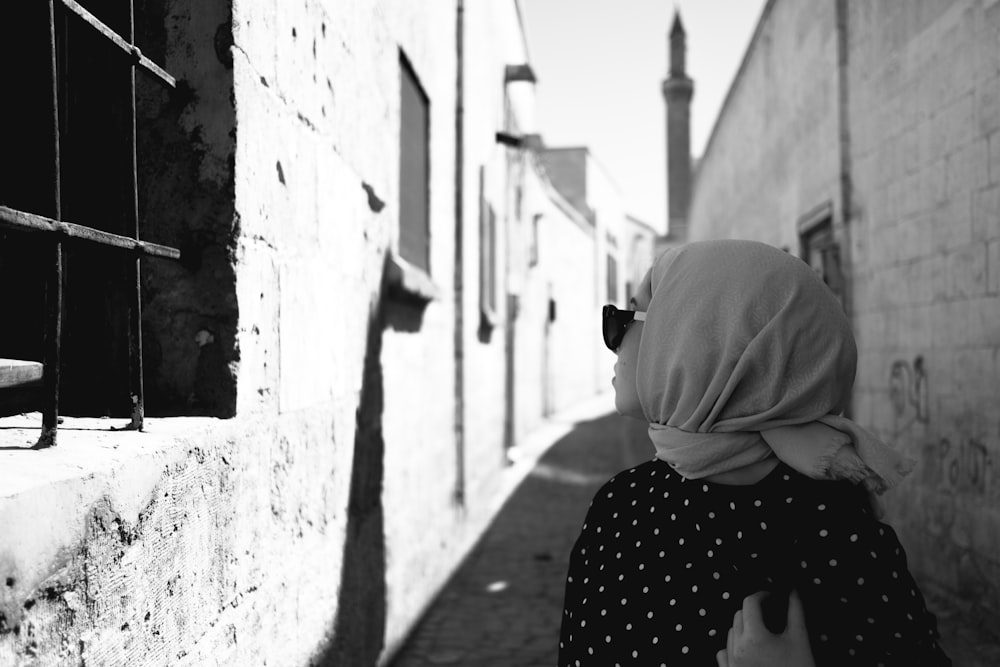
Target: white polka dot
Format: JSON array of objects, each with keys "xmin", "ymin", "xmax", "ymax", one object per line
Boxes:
[
  {"xmin": 639, "ymin": 563, "xmax": 645, "ymax": 571},
  {"xmin": 722, "ymin": 592, "xmax": 730, "ymax": 600},
  {"xmin": 708, "ymin": 511, "xmax": 715, "ymax": 519},
  {"xmin": 692, "ymin": 585, "xmax": 698, "ymax": 592},
  {"xmin": 737, "ymin": 531, "xmax": 743, "ymax": 539},
  {"xmin": 663, "ymin": 491, "xmax": 669, "ymax": 498},
  {"xmin": 785, "ymin": 496, "xmax": 793, "ymax": 503},
  {"xmin": 632, "ymin": 650, "xmax": 638, "ymax": 658},
  {"xmin": 707, "ymin": 550, "xmax": 714, "ymax": 557},
  {"xmin": 682, "ymin": 646, "xmax": 689, "ymax": 654},
  {"xmin": 754, "ymin": 499, "xmax": 762, "ymax": 507},
  {"xmin": 820, "ymin": 634, "xmax": 829, "ymax": 642},
  {"xmin": 819, "ymin": 529, "xmax": 829, "ymax": 537},
  {"xmin": 678, "ymin": 538, "xmax": 685, "ymax": 545},
  {"xmin": 713, "ymin": 571, "xmax": 720, "ymax": 580},
  {"xmin": 635, "ymin": 541, "xmax": 642, "ymax": 547},
  {"xmin": 664, "ymin": 575, "xmax": 671, "ymax": 582},
  {"xmin": 708, "ymin": 629, "xmax": 717, "ymax": 637},
  {"xmin": 683, "ymin": 499, "xmax": 689, "ymax": 506},
  {"xmin": 581, "ymin": 620, "xmax": 586, "ymax": 627},
  {"xmin": 813, "ymin": 577, "xmax": 822, "ymax": 585},
  {"xmin": 850, "ymin": 533, "xmax": 858, "ymax": 542},
  {"xmin": 618, "ymin": 574, "xmax": 624, "ymax": 582},
  {"xmin": 653, "ymin": 528, "xmax": 660, "ymax": 535},
  {"xmin": 856, "ymin": 634, "xmax": 864, "ymax": 642},
  {"xmin": 699, "ymin": 608, "xmax": 706, "ymax": 616},
  {"xmin": 702, "ymin": 484, "xmax": 709, "ymax": 492},
  {"xmin": 715, "ymin": 538, "xmax": 723, "ymax": 545},
  {"xmin": 632, "ymin": 519, "xmax": 638, "ymax": 526},
  {"xmin": 647, "ymin": 611, "xmax": 654, "ymax": 619},
  {"xmin": 730, "ymin": 502, "xmax": 736, "ymax": 510},
  {"xmin": 607, "ymin": 492, "xmax": 613, "ymax": 498},
  {"xmin": 601, "ymin": 609, "xmax": 607, "ymax": 616},
  {"xmin": 675, "ymin": 623, "xmax": 683, "ymax": 631},
  {"xmin": 829, "ymin": 559, "xmax": 838, "ymax": 566},
  {"xmin": 626, "ymin": 623, "xmax": 632, "ymax": 630},
  {"xmin": 659, "ymin": 550, "xmax": 665, "ymax": 558},
  {"xmin": 605, "ymin": 635, "xmax": 612, "ymax": 643},
  {"xmin": 867, "ymin": 617, "xmax": 875, "ymax": 624},
  {"xmin": 620, "ymin": 598, "xmax": 627, "ymax": 605},
  {"xmin": 669, "ymin": 598, "xmax": 676, "ymax": 606},
  {"xmin": 652, "ymin": 636, "xmax": 659, "ymax": 644},
  {"xmin": 760, "ymin": 522, "xmax": 768, "ymax": 530}
]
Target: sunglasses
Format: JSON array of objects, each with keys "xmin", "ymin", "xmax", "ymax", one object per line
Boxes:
[{"xmin": 602, "ymin": 304, "xmax": 646, "ymax": 351}]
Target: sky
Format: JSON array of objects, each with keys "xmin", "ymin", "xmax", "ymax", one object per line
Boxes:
[{"xmin": 521, "ymin": 0, "xmax": 769, "ymax": 233}]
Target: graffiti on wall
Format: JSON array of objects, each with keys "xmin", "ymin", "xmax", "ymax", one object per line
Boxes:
[
  {"xmin": 934, "ymin": 436, "xmax": 996, "ymax": 500},
  {"xmin": 888, "ymin": 355, "xmax": 929, "ymax": 439}
]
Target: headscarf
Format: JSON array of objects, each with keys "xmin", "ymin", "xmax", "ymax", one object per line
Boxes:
[{"xmin": 633, "ymin": 240, "xmax": 913, "ymax": 494}]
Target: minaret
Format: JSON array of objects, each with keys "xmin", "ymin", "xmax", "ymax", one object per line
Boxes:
[{"xmin": 662, "ymin": 10, "xmax": 694, "ymax": 241}]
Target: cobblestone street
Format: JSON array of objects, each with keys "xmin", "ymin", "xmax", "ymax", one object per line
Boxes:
[{"xmin": 389, "ymin": 406, "xmax": 1000, "ymax": 667}]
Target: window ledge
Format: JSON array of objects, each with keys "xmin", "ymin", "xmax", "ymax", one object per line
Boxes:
[
  {"xmin": 0, "ymin": 412, "xmax": 233, "ymax": 627},
  {"xmin": 387, "ymin": 251, "xmax": 442, "ymax": 304}
]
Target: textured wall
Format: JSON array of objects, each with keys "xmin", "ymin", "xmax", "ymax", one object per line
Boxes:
[
  {"xmin": 845, "ymin": 0, "xmax": 1000, "ymax": 623},
  {"xmin": 686, "ymin": 0, "xmax": 1000, "ymax": 629}
]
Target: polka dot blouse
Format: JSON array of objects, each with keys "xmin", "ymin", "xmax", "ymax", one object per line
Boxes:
[{"xmin": 559, "ymin": 460, "xmax": 951, "ymax": 666}]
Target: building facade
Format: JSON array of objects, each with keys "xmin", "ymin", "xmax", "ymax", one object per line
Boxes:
[
  {"xmin": 686, "ymin": 0, "xmax": 1000, "ymax": 628},
  {"xmin": 0, "ymin": 1, "xmax": 629, "ymax": 664}
]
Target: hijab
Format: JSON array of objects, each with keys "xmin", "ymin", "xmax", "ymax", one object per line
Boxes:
[{"xmin": 633, "ymin": 240, "xmax": 913, "ymax": 494}]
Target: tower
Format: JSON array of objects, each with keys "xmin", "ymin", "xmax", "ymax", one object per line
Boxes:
[{"xmin": 662, "ymin": 10, "xmax": 694, "ymax": 241}]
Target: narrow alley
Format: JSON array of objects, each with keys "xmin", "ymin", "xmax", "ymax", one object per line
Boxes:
[{"xmin": 390, "ymin": 403, "xmax": 1000, "ymax": 667}]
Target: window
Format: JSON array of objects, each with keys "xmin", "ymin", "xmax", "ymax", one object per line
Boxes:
[
  {"xmin": 398, "ymin": 52, "xmax": 430, "ymax": 273},
  {"xmin": 479, "ymin": 167, "xmax": 498, "ymax": 319},
  {"xmin": 797, "ymin": 203, "xmax": 844, "ymax": 307},
  {"xmin": 0, "ymin": 1, "xmax": 179, "ymax": 446},
  {"xmin": 529, "ymin": 213, "xmax": 541, "ymax": 267},
  {"xmin": 606, "ymin": 253, "xmax": 618, "ymax": 304}
]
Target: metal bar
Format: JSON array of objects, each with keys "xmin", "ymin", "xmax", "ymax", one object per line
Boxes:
[
  {"xmin": 60, "ymin": 0, "xmax": 176, "ymax": 88},
  {"xmin": 37, "ymin": 0, "xmax": 63, "ymax": 450},
  {"xmin": 125, "ymin": 0, "xmax": 144, "ymax": 431},
  {"xmin": 0, "ymin": 206, "xmax": 180, "ymax": 259}
]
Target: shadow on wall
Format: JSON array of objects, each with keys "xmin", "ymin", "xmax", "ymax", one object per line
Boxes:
[{"xmin": 316, "ymin": 255, "xmax": 391, "ymax": 666}]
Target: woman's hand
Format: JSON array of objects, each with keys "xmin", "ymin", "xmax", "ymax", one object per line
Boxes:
[{"xmin": 716, "ymin": 590, "xmax": 815, "ymax": 667}]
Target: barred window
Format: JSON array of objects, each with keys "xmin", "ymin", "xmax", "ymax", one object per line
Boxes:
[{"xmin": 0, "ymin": 1, "xmax": 179, "ymax": 447}]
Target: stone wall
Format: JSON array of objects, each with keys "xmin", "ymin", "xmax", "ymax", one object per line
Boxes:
[
  {"xmin": 686, "ymin": 0, "xmax": 1000, "ymax": 628},
  {"xmin": 846, "ymin": 0, "xmax": 1000, "ymax": 622},
  {"xmin": 0, "ymin": 1, "xmax": 619, "ymax": 665}
]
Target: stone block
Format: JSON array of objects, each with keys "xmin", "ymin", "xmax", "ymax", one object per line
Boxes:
[
  {"xmin": 945, "ymin": 243, "xmax": 988, "ymax": 299},
  {"xmin": 991, "ymin": 132, "xmax": 1000, "ymax": 185},
  {"xmin": 966, "ymin": 295, "xmax": 1000, "ymax": 347},
  {"xmin": 976, "ymin": 76, "xmax": 1000, "ymax": 136},
  {"xmin": 972, "ymin": 183, "xmax": 1000, "ymax": 242},
  {"xmin": 989, "ymin": 239, "xmax": 1000, "ymax": 294}
]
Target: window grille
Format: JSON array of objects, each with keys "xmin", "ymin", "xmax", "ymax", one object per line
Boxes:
[
  {"xmin": 398, "ymin": 52, "xmax": 431, "ymax": 272},
  {"xmin": 0, "ymin": 0, "xmax": 179, "ymax": 448}
]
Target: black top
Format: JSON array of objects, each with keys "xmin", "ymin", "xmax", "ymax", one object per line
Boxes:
[{"xmin": 559, "ymin": 459, "xmax": 951, "ymax": 666}]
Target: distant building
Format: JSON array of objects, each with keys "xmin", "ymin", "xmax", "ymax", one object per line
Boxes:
[
  {"xmin": 658, "ymin": 10, "xmax": 694, "ymax": 258},
  {"xmin": 685, "ymin": 0, "xmax": 1000, "ymax": 632}
]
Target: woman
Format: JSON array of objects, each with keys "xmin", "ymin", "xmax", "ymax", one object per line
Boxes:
[{"xmin": 558, "ymin": 240, "xmax": 950, "ymax": 666}]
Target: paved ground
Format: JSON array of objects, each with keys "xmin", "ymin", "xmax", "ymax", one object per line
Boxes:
[{"xmin": 389, "ymin": 410, "xmax": 999, "ymax": 667}]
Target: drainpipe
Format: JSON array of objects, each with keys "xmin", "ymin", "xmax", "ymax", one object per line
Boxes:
[
  {"xmin": 452, "ymin": 0, "xmax": 466, "ymax": 508},
  {"xmin": 835, "ymin": 0, "xmax": 855, "ymax": 420}
]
